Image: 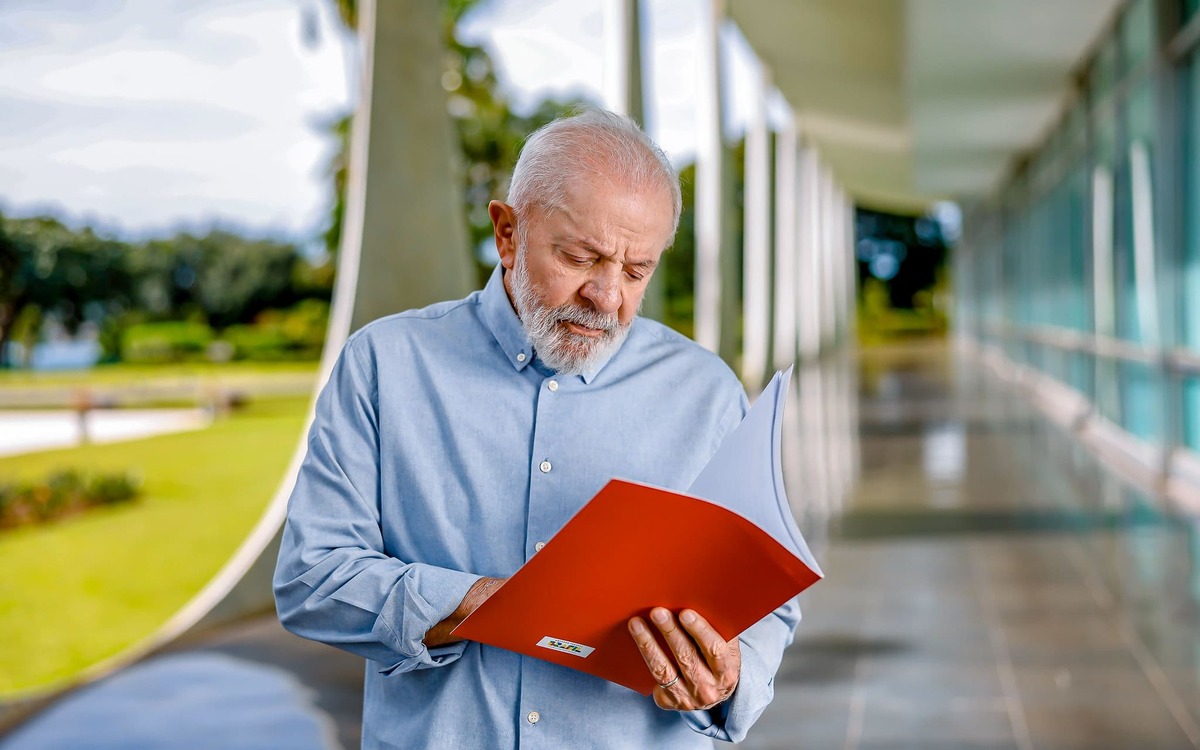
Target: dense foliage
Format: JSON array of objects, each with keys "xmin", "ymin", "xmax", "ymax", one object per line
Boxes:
[
  {"xmin": 0, "ymin": 469, "xmax": 140, "ymax": 530},
  {"xmin": 0, "ymin": 214, "xmax": 332, "ymax": 366}
]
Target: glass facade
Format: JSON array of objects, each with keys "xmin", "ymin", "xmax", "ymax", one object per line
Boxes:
[
  {"xmin": 1188, "ymin": 8, "xmax": 1200, "ymax": 451},
  {"xmin": 957, "ymin": 0, "xmax": 1200, "ymax": 456}
]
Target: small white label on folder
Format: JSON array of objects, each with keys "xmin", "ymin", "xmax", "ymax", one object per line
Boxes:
[{"xmin": 536, "ymin": 636, "xmax": 595, "ymax": 658}]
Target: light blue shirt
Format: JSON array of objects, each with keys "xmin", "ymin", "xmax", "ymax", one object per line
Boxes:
[{"xmin": 274, "ymin": 266, "xmax": 801, "ymax": 749}]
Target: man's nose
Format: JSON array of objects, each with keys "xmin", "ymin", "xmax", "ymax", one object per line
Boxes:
[{"xmin": 579, "ymin": 272, "xmax": 621, "ymax": 315}]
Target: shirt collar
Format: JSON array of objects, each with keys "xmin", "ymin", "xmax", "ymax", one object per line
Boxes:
[
  {"xmin": 478, "ymin": 264, "xmax": 629, "ymax": 385},
  {"xmin": 479, "ymin": 264, "xmax": 534, "ymax": 373}
]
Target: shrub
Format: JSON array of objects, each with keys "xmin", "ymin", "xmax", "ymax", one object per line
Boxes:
[
  {"xmin": 120, "ymin": 321, "xmax": 215, "ymax": 363},
  {"xmin": 220, "ymin": 324, "xmax": 294, "ymax": 361},
  {"xmin": 0, "ymin": 470, "xmax": 141, "ymax": 531},
  {"xmin": 86, "ymin": 472, "xmax": 140, "ymax": 507},
  {"xmin": 218, "ymin": 299, "xmax": 329, "ymax": 361}
]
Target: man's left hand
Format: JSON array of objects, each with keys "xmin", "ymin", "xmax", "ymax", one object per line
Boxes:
[{"xmin": 627, "ymin": 607, "xmax": 740, "ymax": 711}]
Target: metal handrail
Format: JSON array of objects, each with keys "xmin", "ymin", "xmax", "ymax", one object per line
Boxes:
[{"xmin": 983, "ymin": 321, "xmax": 1200, "ymax": 374}]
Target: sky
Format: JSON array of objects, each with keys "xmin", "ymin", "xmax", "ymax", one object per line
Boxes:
[
  {"xmin": 0, "ymin": 0, "xmax": 357, "ymax": 241},
  {"xmin": 0, "ymin": 0, "xmax": 765, "ymax": 241}
]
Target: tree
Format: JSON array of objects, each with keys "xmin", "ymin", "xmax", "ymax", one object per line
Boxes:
[
  {"xmin": 127, "ymin": 232, "xmax": 302, "ymax": 329},
  {"xmin": 321, "ymin": 0, "xmax": 584, "ymax": 282},
  {"xmin": 0, "ymin": 214, "xmax": 130, "ymax": 367}
]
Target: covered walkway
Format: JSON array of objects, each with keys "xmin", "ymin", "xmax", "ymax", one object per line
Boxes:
[
  {"xmin": 4, "ymin": 343, "xmax": 1196, "ymax": 749},
  {"xmin": 749, "ymin": 343, "xmax": 1199, "ymax": 749}
]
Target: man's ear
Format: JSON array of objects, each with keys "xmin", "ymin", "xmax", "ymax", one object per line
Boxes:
[{"xmin": 489, "ymin": 201, "xmax": 518, "ymax": 270}]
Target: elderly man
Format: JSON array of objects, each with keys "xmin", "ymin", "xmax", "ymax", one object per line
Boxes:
[{"xmin": 274, "ymin": 108, "xmax": 799, "ymax": 748}]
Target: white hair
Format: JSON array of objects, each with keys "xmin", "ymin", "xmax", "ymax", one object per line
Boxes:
[{"xmin": 506, "ymin": 107, "xmax": 682, "ymax": 240}]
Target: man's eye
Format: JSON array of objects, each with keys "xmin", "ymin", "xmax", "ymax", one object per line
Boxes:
[
  {"xmin": 567, "ymin": 255, "xmax": 592, "ymax": 266},
  {"xmin": 625, "ymin": 270, "xmax": 645, "ymax": 282}
]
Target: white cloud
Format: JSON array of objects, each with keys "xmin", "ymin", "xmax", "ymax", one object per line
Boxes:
[
  {"xmin": 0, "ymin": 0, "xmax": 757, "ymax": 237},
  {"xmin": 0, "ymin": 0, "xmax": 354, "ymax": 238}
]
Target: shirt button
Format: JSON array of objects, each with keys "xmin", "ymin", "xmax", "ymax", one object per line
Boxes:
[
  {"xmin": 527, "ymin": 710, "xmax": 540, "ymax": 725},
  {"xmin": 534, "ymin": 541, "xmax": 545, "ymax": 552},
  {"xmin": 547, "ymin": 380, "xmax": 558, "ymax": 391},
  {"xmin": 539, "ymin": 460, "xmax": 552, "ymax": 473},
  {"xmin": 516, "ymin": 352, "xmax": 526, "ymax": 363}
]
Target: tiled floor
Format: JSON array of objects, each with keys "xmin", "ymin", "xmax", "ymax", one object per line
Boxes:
[
  {"xmin": 4, "ymin": 342, "xmax": 1197, "ymax": 749},
  {"xmin": 743, "ymin": 344, "xmax": 1200, "ymax": 749}
]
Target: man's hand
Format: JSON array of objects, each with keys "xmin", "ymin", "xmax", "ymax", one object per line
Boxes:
[
  {"xmin": 628, "ymin": 607, "xmax": 741, "ymax": 711},
  {"xmin": 423, "ymin": 576, "xmax": 505, "ymax": 648}
]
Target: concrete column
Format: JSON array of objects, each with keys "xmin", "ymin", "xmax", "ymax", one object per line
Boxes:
[
  {"xmin": 605, "ymin": 0, "xmax": 664, "ymax": 321},
  {"xmin": 839, "ymin": 189, "xmax": 856, "ymax": 344},
  {"xmin": 828, "ymin": 185, "xmax": 844, "ymax": 345},
  {"xmin": 196, "ymin": 0, "xmax": 474, "ymax": 631},
  {"xmin": 819, "ymin": 167, "xmax": 838, "ymax": 349},
  {"xmin": 796, "ymin": 147, "xmax": 822, "ymax": 360},
  {"xmin": 844, "ymin": 193, "xmax": 858, "ymax": 343},
  {"xmin": 606, "ymin": 0, "xmax": 644, "ymax": 126},
  {"xmin": 742, "ymin": 59, "xmax": 772, "ymax": 388},
  {"xmin": 772, "ymin": 120, "xmax": 798, "ymax": 369},
  {"xmin": 695, "ymin": 0, "xmax": 724, "ymax": 355},
  {"xmin": 837, "ymin": 185, "xmax": 850, "ymax": 343},
  {"xmin": 328, "ymin": 0, "xmax": 474, "ymax": 344}
]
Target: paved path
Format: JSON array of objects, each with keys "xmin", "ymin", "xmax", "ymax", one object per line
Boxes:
[
  {"xmin": 0, "ymin": 618, "xmax": 362, "ymax": 750},
  {"xmin": 0, "ymin": 408, "xmax": 210, "ymax": 457}
]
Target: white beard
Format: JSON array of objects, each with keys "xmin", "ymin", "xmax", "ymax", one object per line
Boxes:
[{"xmin": 508, "ymin": 246, "xmax": 634, "ymax": 376}]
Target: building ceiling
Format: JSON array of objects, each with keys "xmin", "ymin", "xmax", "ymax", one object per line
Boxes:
[{"xmin": 727, "ymin": 0, "xmax": 1123, "ymax": 213}]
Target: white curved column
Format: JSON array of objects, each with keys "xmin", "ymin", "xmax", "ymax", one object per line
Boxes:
[
  {"xmin": 742, "ymin": 58, "xmax": 772, "ymax": 387},
  {"xmin": 772, "ymin": 120, "xmax": 798, "ymax": 369}
]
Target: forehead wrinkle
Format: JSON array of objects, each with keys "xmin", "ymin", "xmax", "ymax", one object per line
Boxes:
[{"xmin": 572, "ymin": 236, "xmax": 654, "ymax": 268}]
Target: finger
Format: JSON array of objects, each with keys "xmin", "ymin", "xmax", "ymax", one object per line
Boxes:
[
  {"xmin": 628, "ymin": 617, "xmax": 681, "ymax": 691},
  {"xmin": 648, "ymin": 608, "xmax": 708, "ymax": 686},
  {"xmin": 677, "ymin": 609, "xmax": 733, "ymax": 676}
]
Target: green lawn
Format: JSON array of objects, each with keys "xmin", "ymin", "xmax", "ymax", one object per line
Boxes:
[{"xmin": 0, "ymin": 395, "xmax": 311, "ymax": 697}]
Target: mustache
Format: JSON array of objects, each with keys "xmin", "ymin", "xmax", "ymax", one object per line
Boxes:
[{"xmin": 553, "ymin": 304, "xmax": 621, "ymax": 334}]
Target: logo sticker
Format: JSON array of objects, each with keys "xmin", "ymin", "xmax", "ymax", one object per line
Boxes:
[{"xmin": 536, "ymin": 636, "xmax": 595, "ymax": 659}]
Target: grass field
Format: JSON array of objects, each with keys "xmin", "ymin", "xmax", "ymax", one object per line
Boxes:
[{"xmin": 0, "ymin": 395, "xmax": 311, "ymax": 697}]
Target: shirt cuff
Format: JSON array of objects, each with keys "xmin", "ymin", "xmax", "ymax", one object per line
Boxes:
[
  {"xmin": 372, "ymin": 563, "xmax": 481, "ymax": 674},
  {"xmin": 681, "ymin": 640, "xmax": 775, "ymax": 742}
]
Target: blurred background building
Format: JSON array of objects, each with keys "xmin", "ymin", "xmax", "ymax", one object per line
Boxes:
[{"xmin": 0, "ymin": 0, "xmax": 1198, "ymax": 748}]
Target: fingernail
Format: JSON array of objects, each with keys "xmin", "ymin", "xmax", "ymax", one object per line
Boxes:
[
  {"xmin": 652, "ymin": 609, "xmax": 670, "ymax": 624},
  {"xmin": 629, "ymin": 619, "xmax": 646, "ymax": 636},
  {"xmin": 680, "ymin": 610, "xmax": 696, "ymax": 625}
]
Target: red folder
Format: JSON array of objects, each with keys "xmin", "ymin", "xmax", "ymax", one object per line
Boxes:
[{"xmin": 452, "ymin": 368, "xmax": 823, "ymax": 695}]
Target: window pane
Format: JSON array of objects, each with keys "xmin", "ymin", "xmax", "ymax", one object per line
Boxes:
[
  {"xmin": 1188, "ymin": 54, "xmax": 1200, "ymax": 351},
  {"xmin": 1123, "ymin": 0, "xmax": 1156, "ymax": 72},
  {"xmin": 1091, "ymin": 37, "xmax": 1120, "ymax": 104},
  {"xmin": 1116, "ymin": 80, "xmax": 1157, "ymax": 346},
  {"xmin": 1186, "ymin": 378, "xmax": 1200, "ymax": 451},
  {"xmin": 1119, "ymin": 361, "xmax": 1162, "ymax": 441}
]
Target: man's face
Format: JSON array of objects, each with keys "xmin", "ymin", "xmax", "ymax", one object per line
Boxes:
[{"xmin": 490, "ymin": 175, "xmax": 675, "ymax": 375}]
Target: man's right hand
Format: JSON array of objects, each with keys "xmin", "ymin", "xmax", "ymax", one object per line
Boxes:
[{"xmin": 423, "ymin": 576, "xmax": 505, "ymax": 647}]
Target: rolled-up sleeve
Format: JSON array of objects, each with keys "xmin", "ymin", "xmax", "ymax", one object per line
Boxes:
[{"xmin": 273, "ymin": 333, "xmax": 481, "ymax": 673}]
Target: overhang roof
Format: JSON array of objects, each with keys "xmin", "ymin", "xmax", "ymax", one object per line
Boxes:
[{"xmin": 728, "ymin": 0, "xmax": 1123, "ymax": 213}]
